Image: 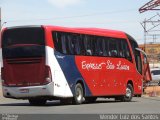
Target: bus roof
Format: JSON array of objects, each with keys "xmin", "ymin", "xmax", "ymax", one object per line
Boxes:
[
  {"xmin": 43, "ymin": 25, "xmax": 127, "ymax": 39},
  {"xmin": 4, "ymin": 25, "xmax": 127, "ymax": 39}
]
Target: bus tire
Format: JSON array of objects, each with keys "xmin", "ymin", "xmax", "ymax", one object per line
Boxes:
[
  {"xmin": 122, "ymin": 84, "xmax": 133, "ymax": 102},
  {"xmin": 29, "ymin": 98, "xmax": 47, "ymax": 106},
  {"xmin": 73, "ymin": 83, "xmax": 84, "ymax": 105}
]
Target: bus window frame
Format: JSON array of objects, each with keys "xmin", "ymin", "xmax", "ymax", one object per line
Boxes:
[{"xmin": 52, "ymin": 31, "xmax": 133, "ymax": 62}]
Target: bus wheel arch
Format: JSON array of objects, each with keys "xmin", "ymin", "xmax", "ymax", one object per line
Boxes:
[{"xmin": 116, "ymin": 80, "xmax": 134, "ymax": 102}]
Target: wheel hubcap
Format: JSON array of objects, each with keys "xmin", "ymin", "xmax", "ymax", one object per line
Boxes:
[
  {"xmin": 76, "ymin": 87, "xmax": 82, "ymax": 101},
  {"xmin": 126, "ymin": 88, "xmax": 131, "ymax": 98}
]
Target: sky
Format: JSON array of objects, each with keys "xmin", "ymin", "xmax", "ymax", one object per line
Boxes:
[{"xmin": 0, "ymin": 0, "xmax": 160, "ymax": 44}]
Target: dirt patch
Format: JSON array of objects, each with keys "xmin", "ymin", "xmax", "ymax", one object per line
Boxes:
[{"xmin": 144, "ymin": 86, "xmax": 160, "ymax": 97}]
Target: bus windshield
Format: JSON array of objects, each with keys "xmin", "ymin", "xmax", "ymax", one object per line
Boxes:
[{"xmin": 2, "ymin": 27, "xmax": 45, "ymax": 59}]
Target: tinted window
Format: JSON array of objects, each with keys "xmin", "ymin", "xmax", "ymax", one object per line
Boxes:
[
  {"xmin": 2, "ymin": 27, "xmax": 45, "ymax": 48},
  {"xmin": 52, "ymin": 32, "xmax": 63, "ymax": 53},
  {"xmin": 2, "ymin": 27, "xmax": 45, "ymax": 59},
  {"xmin": 3, "ymin": 46, "xmax": 45, "ymax": 59},
  {"xmin": 121, "ymin": 40, "xmax": 132, "ymax": 61},
  {"xmin": 102, "ymin": 38, "xmax": 109, "ymax": 56},
  {"xmin": 84, "ymin": 35, "xmax": 93, "ymax": 55},
  {"xmin": 94, "ymin": 37, "xmax": 103, "ymax": 56},
  {"xmin": 52, "ymin": 31, "xmax": 132, "ymax": 61},
  {"xmin": 127, "ymin": 34, "xmax": 142, "ymax": 74},
  {"xmin": 108, "ymin": 38, "xmax": 118, "ymax": 57}
]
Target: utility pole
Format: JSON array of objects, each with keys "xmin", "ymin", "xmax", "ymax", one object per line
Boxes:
[
  {"xmin": 141, "ymin": 19, "xmax": 147, "ymax": 52},
  {"xmin": 0, "ymin": 7, "xmax": 1, "ymax": 33},
  {"xmin": 0, "ymin": 8, "xmax": 7, "ymax": 36},
  {"xmin": 0, "ymin": 7, "xmax": 5, "ymax": 40},
  {"xmin": 0, "ymin": 7, "xmax": 2, "ymax": 42}
]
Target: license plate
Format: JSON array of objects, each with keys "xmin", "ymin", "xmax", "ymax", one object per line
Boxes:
[{"xmin": 19, "ymin": 89, "xmax": 29, "ymax": 93}]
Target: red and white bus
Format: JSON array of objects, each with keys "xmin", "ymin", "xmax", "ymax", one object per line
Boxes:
[{"xmin": 1, "ymin": 25, "xmax": 145, "ymax": 105}]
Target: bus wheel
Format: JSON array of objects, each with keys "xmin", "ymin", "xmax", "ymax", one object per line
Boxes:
[
  {"xmin": 123, "ymin": 84, "xmax": 133, "ymax": 102},
  {"xmin": 29, "ymin": 98, "xmax": 47, "ymax": 106},
  {"xmin": 73, "ymin": 83, "xmax": 84, "ymax": 105},
  {"xmin": 85, "ymin": 97, "xmax": 97, "ymax": 103}
]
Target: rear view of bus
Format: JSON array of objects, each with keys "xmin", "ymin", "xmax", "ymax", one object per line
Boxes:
[{"xmin": 1, "ymin": 26, "xmax": 52, "ymax": 105}]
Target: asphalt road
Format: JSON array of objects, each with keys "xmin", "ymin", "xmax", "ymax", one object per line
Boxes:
[
  {"xmin": 0, "ymin": 88, "xmax": 160, "ymax": 114},
  {"xmin": 0, "ymin": 81, "xmax": 160, "ymax": 114},
  {"xmin": 1, "ymin": 97, "xmax": 160, "ymax": 114}
]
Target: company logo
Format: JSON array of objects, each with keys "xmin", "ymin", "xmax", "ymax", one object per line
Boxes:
[{"xmin": 82, "ymin": 60, "xmax": 130, "ymax": 71}]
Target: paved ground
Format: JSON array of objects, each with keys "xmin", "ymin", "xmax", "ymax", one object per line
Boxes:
[
  {"xmin": 0, "ymin": 97, "xmax": 160, "ymax": 114},
  {"xmin": 0, "ymin": 81, "xmax": 160, "ymax": 114},
  {"xmin": 0, "ymin": 92, "xmax": 160, "ymax": 114}
]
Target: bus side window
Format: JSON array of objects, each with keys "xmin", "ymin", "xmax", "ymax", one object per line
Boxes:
[
  {"xmin": 79, "ymin": 35, "xmax": 85, "ymax": 55},
  {"xmin": 84, "ymin": 35, "xmax": 92, "ymax": 56},
  {"xmin": 94, "ymin": 37, "xmax": 98, "ymax": 56},
  {"xmin": 108, "ymin": 38, "xmax": 118, "ymax": 57},
  {"xmin": 61, "ymin": 34, "xmax": 67, "ymax": 54},
  {"xmin": 97, "ymin": 37, "xmax": 103, "ymax": 56},
  {"xmin": 52, "ymin": 32, "xmax": 62, "ymax": 53},
  {"xmin": 67, "ymin": 34, "xmax": 75, "ymax": 55},
  {"xmin": 123, "ymin": 40, "xmax": 132, "ymax": 61},
  {"xmin": 102, "ymin": 38, "xmax": 109, "ymax": 56},
  {"xmin": 119, "ymin": 40, "xmax": 126, "ymax": 58},
  {"xmin": 74, "ymin": 34, "xmax": 81, "ymax": 55}
]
